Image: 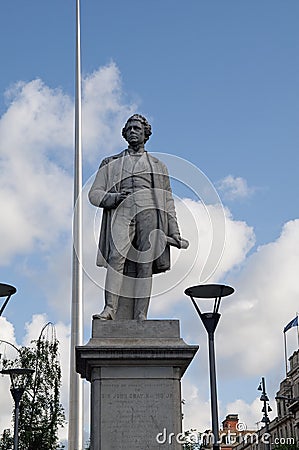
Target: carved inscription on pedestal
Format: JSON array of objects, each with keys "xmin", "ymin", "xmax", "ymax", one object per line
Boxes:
[{"xmin": 101, "ymin": 379, "xmax": 176, "ymax": 449}]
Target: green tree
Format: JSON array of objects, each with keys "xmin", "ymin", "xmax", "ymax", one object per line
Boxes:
[
  {"xmin": 273, "ymin": 444, "xmax": 299, "ymax": 450},
  {"xmin": 182, "ymin": 429, "xmax": 202, "ymax": 449},
  {"xmin": 0, "ymin": 323, "xmax": 65, "ymax": 450},
  {"xmin": 0, "ymin": 429, "xmax": 13, "ymax": 450}
]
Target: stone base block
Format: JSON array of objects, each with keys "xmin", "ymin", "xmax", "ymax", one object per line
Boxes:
[{"xmin": 76, "ymin": 320, "xmax": 198, "ymax": 449}]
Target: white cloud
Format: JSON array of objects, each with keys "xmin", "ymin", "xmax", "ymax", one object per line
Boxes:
[
  {"xmin": 180, "ymin": 219, "xmax": 299, "ymax": 419},
  {"xmin": 0, "ymin": 374, "xmax": 13, "ymax": 436},
  {"xmin": 0, "ymin": 80, "xmax": 73, "ymax": 264},
  {"xmin": 172, "ymin": 219, "xmax": 299, "ymax": 434},
  {"xmin": 217, "ymin": 175, "xmax": 254, "ymax": 201},
  {"xmin": 22, "ymin": 313, "xmax": 50, "ymax": 346},
  {"xmin": 182, "ymin": 379, "xmax": 211, "ymax": 432},
  {"xmin": 1, "ymin": 65, "xmax": 298, "ymax": 445},
  {"xmin": 181, "ymin": 387, "xmax": 273, "ymax": 434},
  {"xmin": 82, "ymin": 62, "xmax": 137, "ymax": 164},
  {"xmin": 0, "ymin": 62, "xmax": 136, "ymax": 267},
  {"xmin": 0, "ymin": 318, "xmax": 22, "ymax": 434},
  {"xmin": 178, "ymin": 218, "xmax": 299, "ymax": 385},
  {"xmin": 2, "ymin": 79, "xmax": 73, "ymax": 154},
  {"xmin": 150, "ymin": 199, "xmax": 255, "ymax": 315},
  {"xmin": 224, "ymin": 397, "xmax": 275, "ymax": 430},
  {"xmin": 216, "ymin": 219, "xmax": 299, "ymax": 376}
]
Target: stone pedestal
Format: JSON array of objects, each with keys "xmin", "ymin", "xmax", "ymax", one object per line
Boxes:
[{"xmin": 76, "ymin": 319, "xmax": 198, "ymax": 449}]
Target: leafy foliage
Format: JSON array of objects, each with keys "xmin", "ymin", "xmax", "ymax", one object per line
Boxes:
[
  {"xmin": 182, "ymin": 429, "xmax": 202, "ymax": 449},
  {"xmin": 0, "ymin": 429, "xmax": 13, "ymax": 450},
  {"xmin": 0, "ymin": 324, "xmax": 65, "ymax": 450},
  {"xmin": 273, "ymin": 444, "xmax": 299, "ymax": 450}
]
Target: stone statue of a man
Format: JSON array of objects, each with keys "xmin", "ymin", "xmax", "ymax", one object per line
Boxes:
[{"xmin": 89, "ymin": 114, "xmax": 188, "ymax": 320}]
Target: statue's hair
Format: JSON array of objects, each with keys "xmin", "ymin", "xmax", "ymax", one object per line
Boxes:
[{"xmin": 122, "ymin": 114, "xmax": 152, "ymax": 143}]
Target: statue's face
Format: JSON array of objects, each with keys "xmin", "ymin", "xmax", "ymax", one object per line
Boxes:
[{"xmin": 124, "ymin": 120, "xmax": 145, "ymax": 147}]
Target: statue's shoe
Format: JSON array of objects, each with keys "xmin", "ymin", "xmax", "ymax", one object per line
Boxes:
[
  {"xmin": 93, "ymin": 307, "xmax": 115, "ymax": 320},
  {"xmin": 135, "ymin": 313, "xmax": 147, "ymax": 321}
]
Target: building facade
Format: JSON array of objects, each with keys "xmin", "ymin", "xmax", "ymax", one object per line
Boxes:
[{"xmin": 231, "ymin": 350, "xmax": 299, "ymax": 450}]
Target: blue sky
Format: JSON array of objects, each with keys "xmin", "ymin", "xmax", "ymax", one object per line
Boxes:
[
  {"xmin": 1, "ymin": 1, "xmax": 298, "ymax": 240},
  {"xmin": 0, "ymin": 0, "xmax": 299, "ymax": 444}
]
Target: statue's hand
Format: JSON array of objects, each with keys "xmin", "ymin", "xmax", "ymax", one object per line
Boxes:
[
  {"xmin": 115, "ymin": 191, "xmax": 130, "ymax": 206},
  {"xmin": 179, "ymin": 238, "xmax": 189, "ymax": 249},
  {"xmin": 167, "ymin": 235, "xmax": 189, "ymax": 249}
]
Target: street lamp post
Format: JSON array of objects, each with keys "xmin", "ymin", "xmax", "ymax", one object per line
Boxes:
[
  {"xmin": 0, "ymin": 283, "xmax": 17, "ymax": 317},
  {"xmin": 258, "ymin": 377, "xmax": 271, "ymax": 449},
  {"xmin": 1, "ymin": 368, "xmax": 34, "ymax": 450},
  {"xmin": 185, "ymin": 284, "xmax": 234, "ymax": 450}
]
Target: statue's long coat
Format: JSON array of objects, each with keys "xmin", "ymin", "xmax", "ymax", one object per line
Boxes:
[{"xmin": 88, "ymin": 150, "xmax": 180, "ymax": 274}]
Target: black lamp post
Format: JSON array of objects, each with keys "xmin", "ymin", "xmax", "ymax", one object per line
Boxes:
[
  {"xmin": 185, "ymin": 283, "xmax": 234, "ymax": 450},
  {"xmin": 0, "ymin": 283, "xmax": 17, "ymax": 317},
  {"xmin": 258, "ymin": 377, "xmax": 271, "ymax": 449},
  {"xmin": 1, "ymin": 368, "xmax": 34, "ymax": 450}
]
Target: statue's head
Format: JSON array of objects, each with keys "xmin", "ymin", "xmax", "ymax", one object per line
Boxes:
[{"xmin": 122, "ymin": 114, "xmax": 152, "ymax": 144}]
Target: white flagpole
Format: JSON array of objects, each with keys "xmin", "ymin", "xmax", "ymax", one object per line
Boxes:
[
  {"xmin": 68, "ymin": 0, "xmax": 84, "ymax": 449},
  {"xmin": 283, "ymin": 330, "xmax": 288, "ymax": 377}
]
